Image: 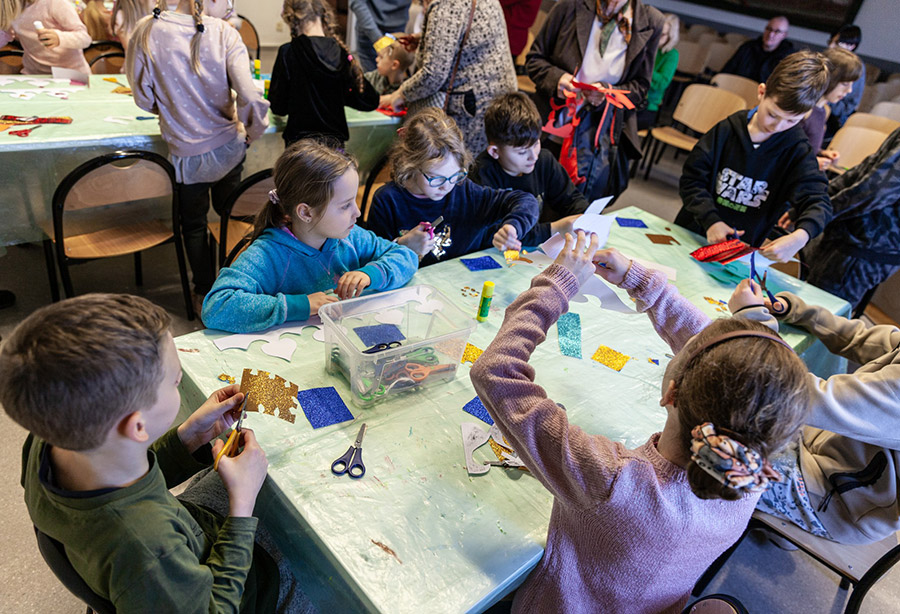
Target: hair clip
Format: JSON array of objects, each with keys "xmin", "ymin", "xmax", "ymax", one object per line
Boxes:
[
  {"xmin": 196, "ymin": 23, "xmax": 205, "ymax": 33},
  {"xmin": 268, "ymin": 189, "xmax": 280, "ymax": 205},
  {"xmin": 152, "ymin": 6, "xmax": 161, "ymax": 17},
  {"xmin": 348, "ymin": 54, "xmax": 354, "ymax": 61}
]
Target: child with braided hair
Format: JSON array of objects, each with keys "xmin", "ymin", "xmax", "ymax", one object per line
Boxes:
[
  {"xmin": 470, "ymin": 233, "xmax": 812, "ymax": 613},
  {"xmin": 268, "ymin": 0, "xmax": 379, "ymax": 146},
  {"xmin": 126, "ymin": 0, "xmax": 269, "ymax": 312}
]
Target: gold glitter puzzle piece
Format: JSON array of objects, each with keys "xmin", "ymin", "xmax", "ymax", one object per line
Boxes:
[
  {"xmin": 461, "ymin": 342, "xmax": 484, "ymax": 364},
  {"xmin": 239, "ymin": 368, "xmax": 298, "ymax": 424},
  {"xmin": 218, "ymin": 373, "xmax": 236, "ymax": 385},
  {"xmin": 704, "ymin": 296, "xmax": 727, "ymax": 306},
  {"xmin": 489, "ymin": 437, "xmax": 515, "ymax": 461},
  {"xmin": 591, "ymin": 345, "xmax": 630, "ymax": 371}
]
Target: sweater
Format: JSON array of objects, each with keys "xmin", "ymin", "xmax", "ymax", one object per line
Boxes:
[
  {"xmin": 647, "ymin": 47, "xmax": 679, "ymax": 112},
  {"xmin": 676, "ymin": 110, "xmax": 832, "ymax": 247},
  {"xmin": 21, "ymin": 428, "xmax": 275, "ymax": 613},
  {"xmin": 801, "ymin": 105, "xmax": 827, "ymax": 154},
  {"xmin": 126, "ymin": 12, "xmax": 269, "ymax": 158},
  {"xmin": 470, "ymin": 262, "xmax": 758, "ymax": 613},
  {"xmin": 774, "ymin": 292, "xmax": 900, "ymax": 544},
  {"xmin": 367, "ymin": 180, "xmax": 539, "ymax": 265},
  {"xmin": 202, "ymin": 225, "xmax": 418, "ymax": 333},
  {"xmin": 470, "ymin": 149, "xmax": 588, "ymax": 244},
  {"xmin": 268, "ymin": 35, "xmax": 379, "ymax": 145},
  {"xmin": 363, "ymin": 69, "xmax": 401, "ymax": 95},
  {"xmin": 0, "ymin": 0, "xmax": 90, "ymax": 74},
  {"xmin": 348, "ymin": 0, "xmax": 410, "ymax": 44},
  {"xmin": 720, "ymin": 37, "xmax": 795, "ymax": 84}
]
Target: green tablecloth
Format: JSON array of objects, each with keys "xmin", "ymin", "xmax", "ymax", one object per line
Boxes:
[
  {"xmin": 0, "ymin": 74, "xmax": 399, "ymax": 245},
  {"xmin": 174, "ymin": 207, "xmax": 849, "ymax": 613}
]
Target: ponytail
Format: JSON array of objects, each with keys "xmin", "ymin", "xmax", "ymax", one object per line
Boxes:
[
  {"xmin": 129, "ymin": 0, "xmax": 203, "ymax": 75},
  {"xmin": 189, "ymin": 0, "xmax": 204, "ymax": 74}
]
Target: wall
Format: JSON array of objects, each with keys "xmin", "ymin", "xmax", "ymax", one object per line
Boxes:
[{"xmin": 237, "ymin": 0, "xmax": 291, "ymax": 48}]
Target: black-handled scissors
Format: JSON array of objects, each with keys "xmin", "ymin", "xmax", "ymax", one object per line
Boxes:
[
  {"xmin": 331, "ymin": 423, "xmax": 367, "ymax": 479},
  {"xmin": 362, "ymin": 341, "xmax": 402, "ymax": 354},
  {"xmin": 750, "ymin": 251, "xmax": 777, "ymax": 304}
]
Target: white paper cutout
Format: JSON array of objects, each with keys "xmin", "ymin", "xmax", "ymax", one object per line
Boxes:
[
  {"xmin": 374, "ymin": 309, "xmax": 404, "ymax": 325},
  {"xmin": 50, "ymin": 66, "xmax": 90, "ymax": 86},
  {"xmin": 312, "ymin": 328, "xmax": 326, "ymax": 342},
  {"xmin": 528, "ymin": 249, "xmax": 635, "ymax": 313},
  {"xmin": 212, "ymin": 317, "xmax": 323, "ymax": 359},
  {"xmin": 461, "ymin": 423, "xmax": 491, "ymax": 475},
  {"xmin": 414, "ymin": 299, "xmax": 444, "ymax": 314},
  {"xmin": 261, "ymin": 337, "xmax": 297, "ymax": 361},
  {"xmin": 9, "ymin": 92, "xmax": 34, "ymax": 100},
  {"xmin": 585, "ymin": 195, "xmax": 614, "ymax": 215},
  {"xmin": 103, "ymin": 115, "xmax": 130, "ymax": 125}
]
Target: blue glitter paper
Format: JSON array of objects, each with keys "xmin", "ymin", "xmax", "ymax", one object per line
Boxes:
[
  {"xmin": 297, "ymin": 387, "xmax": 354, "ymax": 429},
  {"xmin": 353, "ymin": 323, "xmax": 406, "ymax": 347},
  {"xmin": 463, "ymin": 396, "xmax": 494, "ymax": 425},
  {"xmin": 557, "ymin": 312, "xmax": 582, "ymax": 358},
  {"xmin": 460, "ymin": 256, "xmax": 502, "ymax": 272},
  {"xmin": 616, "ymin": 217, "xmax": 648, "ymax": 228}
]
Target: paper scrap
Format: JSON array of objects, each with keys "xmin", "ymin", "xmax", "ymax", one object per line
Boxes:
[
  {"xmin": 557, "ymin": 312, "xmax": 582, "ymax": 358},
  {"xmin": 297, "ymin": 387, "xmax": 353, "ymax": 428},
  {"xmin": 591, "ymin": 345, "xmax": 630, "ymax": 371},
  {"xmin": 615, "ymin": 216, "xmax": 648, "ymax": 228},
  {"xmin": 585, "ymin": 195, "xmax": 614, "ymax": 215},
  {"xmin": 239, "ymin": 369, "xmax": 298, "ymax": 424},
  {"xmin": 460, "ymin": 255, "xmax": 502, "ymax": 272},
  {"xmin": 463, "ymin": 396, "xmax": 494, "ymax": 425},
  {"xmin": 212, "ymin": 318, "xmax": 323, "ymax": 359},
  {"xmin": 261, "ymin": 337, "xmax": 297, "ymax": 361},
  {"xmin": 50, "ymin": 66, "xmax": 89, "ymax": 86},
  {"xmin": 353, "ymin": 323, "xmax": 405, "ymax": 347},
  {"xmin": 461, "ymin": 423, "xmax": 491, "ymax": 475},
  {"xmin": 573, "ymin": 213, "xmax": 613, "ymax": 245},
  {"xmin": 646, "ymin": 233, "xmax": 680, "ymax": 245},
  {"xmin": 460, "ymin": 342, "xmax": 483, "ymax": 364}
]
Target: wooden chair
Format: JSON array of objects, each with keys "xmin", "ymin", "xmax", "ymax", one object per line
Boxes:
[
  {"xmin": 236, "ymin": 14, "xmax": 261, "ymax": 61},
  {"xmin": 710, "ymin": 73, "xmax": 759, "ymax": 109},
  {"xmin": 41, "ymin": 150, "xmax": 194, "ymax": 319},
  {"xmin": 642, "ymin": 84, "xmax": 745, "ymax": 181},
  {"xmin": 83, "ymin": 40, "xmax": 123, "ymax": 64},
  {"xmin": 358, "ymin": 155, "xmax": 392, "ymax": 227},
  {"xmin": 687, "ymin": 24, "xmax": 717, "ymax": 40},
  {"xmin": 693, "ymin": 511, "xmax": 900, "ymax": 614},
  {"xmin": 829, "ymin": 125, "xmax": 889, "ymax": 172},
  {"xmin": 864, "ymin": 62, "xmax": 881, "ymax": 86},
  {"xmin": 870, "ymin": 101, "xmax": 900, "ymax": 123},
  {"xmin": 843, "ymin": 111, "xmax": 900, "ymax": 135},
  {"xmin": 722, "ymin": 32, "xmax": 749, "ymax": 46},
  {"xmin": 695, "ymin": 32, "xmax": 720, "ymax": 48},
  {"xmin": 0, "ymin": 49, "xmax": 24, "ymax": 74},
  {"xmin": 674, "ymin": 40, "xmax": 711, "ymax": 79},
  {"xmin": 207, "ymin": 168, "xmax": 273, "ymax": 268},
  {"xmin": 88, "ymin": 51, "xmax": 125, "ymax": 74},
  {"xmin": 704, "ymin": 42, "xmax": 737, "ymax": 74}
]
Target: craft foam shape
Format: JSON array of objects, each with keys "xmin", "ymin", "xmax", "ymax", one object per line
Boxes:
[
  {"xmin": 261, "ymin": 337, "xmax": 297, "ymax": 361},
  {"xmin": 213, "ymin": 318, "xmax": 323, "ymax": 352},
  {"xmin": 296, "ymin": 386, "xmax": 353, "ymax": 429},
  {"xmin": 461, "ymin": 423, "xmax": 491, "ymax": 475},
  {"xmin": 487, "ymin": 425, "xmax": 526, "ymax": 467},
  {"xmin": 239, "ymin": 368, "xmax": 298, "ymax": 424},
  {"xmin": 591, "ymin": 345, "xmax": 630, "ymax": 371},
  {"xmin": 646, "ymin": 233, "xmax": 680, "ymax": 245},
  {"xmin": 460, "ymin": 255, "xmax": 502, "ymax": 272},
  {"xmin": 556, "ymin": 312, "xmax": 582, "ymax": 358},
  {"xmin": 414, "ymin": 299, "xmax": 444, "ymax": 314},
  {"xmin": 615, "ymin": 216, "xmax": 648, "ymax": 228},
  {"xmin": 585, "ymin": 195, "xmax": 614, "ymax": 215},
  {"xmin": 463, "ymin": 396, "xmax": 494, "ymax": 425},
  {"xmin": 374, "ymin": 309, "xmax": 404, "ymax": 325},
  {"xmin": 460, "ymin": 342, "xmax": 483, "ymax": 364}
]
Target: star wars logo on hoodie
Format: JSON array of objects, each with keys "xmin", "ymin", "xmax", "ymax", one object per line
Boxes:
[{"xmin": 715, "ymin": 167, "xmax": 770, "ymax": 213}]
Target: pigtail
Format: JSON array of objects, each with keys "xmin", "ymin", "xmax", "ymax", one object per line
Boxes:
[
  {"xmin": 189, "ymin": 0, "xmax": 204, "ymax": 74},
  {"xmin": 319, "ymin": 5, "xmax": 365, "ymax": 93},
  {"xmin": 250, "ymin": 192, "xmax": 290, "ymax": 244},
  {"xmin": 130, "ymin": 0, "xmax": 166, "ymax": 66}
]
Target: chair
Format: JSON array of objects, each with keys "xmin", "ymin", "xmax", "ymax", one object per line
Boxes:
[
  {"xmin": 829, "ymin": 126, "xmax": 889, "ymax": 172},
  {"xmin": 687, "ymin": 24, "xmax": 717, "ymax": 40},
  {"xmin": 41, "ymin": 150, "xmax": 194, "ymax": 319},
  {"xmin": 236, "ymin": 14, "xmax": 261, "ymax": 61},
  {"xmin": 358, "ymin": 155, "xmax": 392, "ymax": 226},
  {"xmin": 693, "ymin": 511, "xmax": 900, "ymax": 614},
  {"xmin": 207, "ymin": 168, "xmax": 273, "ymax": 268},
  {"xmin": 711, "ymin": 73, "xmax": 759, "ymax": 109},
  {"xmin": 682, "ymin": 594, "xmax": 748, "ymax": 614},
  {"xmin": 695, "ymin": 32, "xmax": 720, "ymax": 48},
  {"xmin": 674, "ymin": 40, "xmax": 711, "ymax": 79},
  {"xmin": 642, "ymin": 84, "xmax": 746, "ymax": 181},
  {"xmin": 705, "ymin": 42, "xmax": 737, "ymax": 74},
  {"xmin": 89, "ymin": 51, "xmax": 125, "ymax": 74},
  {"xmin": 843, "ymin": 111, "xmax": 900, "ymax": 135},
  {"xmin": 34, "ymin": 527, "xmax": 115, "ymax": 614},
  {"xmin": 870, "ymin": 101, "xmax": 900, "ymax": 123},
  {"xmin": 0, "ymin": 49, "xmax": 24, "ymax": 74},
  {"xmin": 722, "ymin": 32, "xmax": 749, "ymax": 46},
  {"xmin": 864, "ymin": 63, "xmax": 881, "ymax": 86},
  {"xmin": 83, "ymin": 40, "xmax": 124, "ymax": 64}
]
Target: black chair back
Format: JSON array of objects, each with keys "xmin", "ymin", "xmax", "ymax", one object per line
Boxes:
[{"xmin": 34, "ymin": 526, "xmax": 116, "ymax": 614}]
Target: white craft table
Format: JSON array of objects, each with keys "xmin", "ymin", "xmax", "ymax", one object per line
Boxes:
[{"xmin": 174, "ymin": 206, "xmax": 849, "ymax": 613}]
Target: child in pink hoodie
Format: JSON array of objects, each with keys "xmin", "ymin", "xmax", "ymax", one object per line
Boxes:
[{"xmin": 0, "ymin": 0, "xmax": 91, "ymax": 74}]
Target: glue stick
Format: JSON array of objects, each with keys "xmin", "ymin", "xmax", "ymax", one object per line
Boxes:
[
  {"xmin": 264, "ymin": 79, "xmax": 270, "ymax": 99},
  {"xmin": 476, "ymin": 281, "xmax": 494, "ymax": 322},
  {"xmin": 254, "ymin": 59, "xmax": 261, "ymax": 80}
]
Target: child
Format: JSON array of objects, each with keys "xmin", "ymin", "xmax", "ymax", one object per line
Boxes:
[
  {"xmin": 269, "ymin": 0, "xmax": 379, "ymax": 146},
  {"xmin": 0, "ymin": 293, "xmax": 283, "ymax": 611},
  {"xmin": 368, "ymin": 107, "xmax": 539, "ymax": 265},
  {"xmin": 82, "ymin": 0, "xmax": 111, "ymax": 40},
  {"xmin": 675, "ymin": 51, "xmax": 833, "ymax": 263},
  {"xmin": 202, "ymin": 139, "xmax": 418, "ymax": 333},
  {"xmin": 799, "ymin": 47, "xmax": 862, "ymax": 171},
  {"xmin": 363, "ymin": 32, "xmax": 413, "ymax": 95},
  {"xmin": 127, "ymin": 0, "xmax": 269, "ymax": 313},
  {"xmin": 471, "ymin": 92, "xmax": 586, "ymax": 245},
  {"xmin": 111, "ymin": 0, "xmax": 152, "ymax": 51},
  {"xmin": 0, "ymin": 0, "xmax": 90, "ymax": 75},
  {"xmin": 470, "ymin": 232, "xmax": 811, "ymax": 613}
]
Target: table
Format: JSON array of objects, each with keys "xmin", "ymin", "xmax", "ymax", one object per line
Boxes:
[
  {"xmin": 174, "ymin": 207, "xmax": 850, "ymax": 613},
  {"xmin": 0, "ymin": 74, "xmax": 400, "ymax": 246}
]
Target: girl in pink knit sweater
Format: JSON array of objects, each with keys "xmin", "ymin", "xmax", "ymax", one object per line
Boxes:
[
  {"xmin": 0, "ymin": 0, "xmax": 91, "ymax": 74},
  {"xmin": 470, "ymin": 231, "xmax": 812, "ymax": 613}
]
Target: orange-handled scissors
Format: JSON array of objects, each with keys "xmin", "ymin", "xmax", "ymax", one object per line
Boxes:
[
  {"xmin": 213, "ymin": 393, "xmax": 249, "ymax": 471},
  {"xmin": 403, "ymin": 362, "xmax": 455, "ymax": 382}
]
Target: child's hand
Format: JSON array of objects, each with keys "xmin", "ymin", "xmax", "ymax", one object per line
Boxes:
[
  {"xmin": 553, "ymin": 230, "xmax": 600, "ymax": 287},
  {"xmin": 706, "ymin": 221, "xmax": 743, "ymax": 244},
  {"xmin": 213, "ymin": 429, "xmax": 268, "ymax": 518},
  {"xmin": 379, "ymin": 91, "xmax": 405, "ymax": 112},
  {"xmin": 309, "ymin": 291, "xmax": 339, "ymax": 316},
  {"xmin": 816, "ymin": 156, "xmax": 833, "ymax": 172},
  {"xmin": 765, "ymin": 294, "xmax": 788, "ymax": 315},
  {"xmin": 396, "ymin": 225, "xmax": 436, "ymax": 257},
  {"xmin": 396, "ymin": 33, "xmax": 420, "ymax": 52},
  {"xmin": 549, "ymin": 214, "xmax": 581, "ymax": 237},
  {"xmin": 728, "ymin": 278, "xmax": 764, "ymax": 313},
  {"xmin": 820, "ymin": 149, "xmax": 840, "ymax": 162},
  {"xmin": 493, "ymin": 224, "xmax": 521, "ymax": 251},
  {"xmin": 557, "ymin": 72, "xmax": 576, "ymax": 98},
  {"xmin": 37, "ymin": 28, "xmax": 60, "ymax": 48},
  {"xmin": 336, "ymin": 271, "xmax": 371, "ymax": 300},
  {"xmin": 593, "ymin": 247, "xmax": 631, "ymax": 286},
  {"xmin": 776, "ymin": 211, "xmax": 794, "ymax": 232},
  {"xmin": 177, "ymin": 385, "xmax": 244, "ymax": 454},
  {"xmin": 759, "ymin": 229, "xmax": 809, "ymax": 263}
]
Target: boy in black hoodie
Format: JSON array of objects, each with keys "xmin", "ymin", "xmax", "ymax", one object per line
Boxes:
[{"xmin": 675, "ymin": 51, "xmax": 833, "ymax": 262}]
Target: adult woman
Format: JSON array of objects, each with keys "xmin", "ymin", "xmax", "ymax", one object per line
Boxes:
[
  {"xmin": 526, "ymin": 0, "xmax": 663, "ymax": 199},
  {"xmin": 378, "ymin": 0, "xmax": 517, "ymax": 154},
  {"xmin": 637, "ymin": 12, "xmax": 679, "ymax": 131}
]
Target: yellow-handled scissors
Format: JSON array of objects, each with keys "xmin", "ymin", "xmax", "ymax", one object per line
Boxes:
[{"xmin": 213, "ymin": 393, "xmax": 249, "ymax": 471}]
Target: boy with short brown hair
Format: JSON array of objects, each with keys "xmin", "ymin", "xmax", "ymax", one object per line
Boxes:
[
  {"xmin": 363, "ymin": 33, "xmax": 414, "ymax": 95},
  {"xmin": 0, "ymin": 293, "xmax": 276, "ymax": 612},
  {"xmin": 676, "ymin": 50, "xmax": 833, "ymax": 262}
]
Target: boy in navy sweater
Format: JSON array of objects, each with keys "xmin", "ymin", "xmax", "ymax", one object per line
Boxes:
[{"xmin": 675, "ymin": 51, "xmax": 833, "ymax": 262}]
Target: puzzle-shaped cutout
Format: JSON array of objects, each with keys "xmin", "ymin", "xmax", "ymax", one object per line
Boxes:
[{"xmin": 239, "ymin": 368, "xmax": 298, "ymax": 424}]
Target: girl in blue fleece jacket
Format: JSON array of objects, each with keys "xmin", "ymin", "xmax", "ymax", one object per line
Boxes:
[{"xmin": 202, "ymin": 140, "xmax": 418, "ymax": 333}]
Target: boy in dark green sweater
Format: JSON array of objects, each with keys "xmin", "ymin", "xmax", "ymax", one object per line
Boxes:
[{"xmin": 0, "ymin": 294, "xmax": 278, "ymax": 612}]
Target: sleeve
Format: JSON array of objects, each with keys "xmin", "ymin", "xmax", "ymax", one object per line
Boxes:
[
  {"xmin": 225, "ymin": 28, "xmax": 269, "ymax": 142},
  {"xmin": 51, "ymin": 0, "xmax": 91, "ymax": 50},
  {"xmin": 524, "ymin": 1, "xmax": 571, "ymax": 99},
  {"xmin": 398, "ymin": 0, "xmax": 463, "ymax": 102},
  {"xmin": 125, "ymin": 34, "xmax": 159, "ymax": 115},
  {"xmin": 0, "ymin": 30, "xmax": 13, "ymax": 48},
  {"xmin": 649, "ymin": 49, "xmax": 678, "ymax": 97},
  {"xmin": 827, "ymin": 128, "xmax": 900, "ymax": 220},
  {"xmin": 543, "ymin": 154, "xmax": 589, "ymax": 216},
  {"xmin": 267, "ymin": 45, "xmax": 290, "ymax": 116},
  {"xmin": 784, "ymin": 146, "xmax": 832, "ymax": 240},
  {"xmin": 731, "ymin": 304, "xmax": 779, "ymax": 332},
  {"xmin": 470, "ymin": 182, "xmax": 540, "ymax": 241},
  {"xmin": 348, "ymin": 227, "xmax": 419, "ymax": 290},
  {"xmin": 151, "ymin": 428, "xmax": 211, "ymax": 489},
  {"xmin": 619, "ymin": 261, "xmax": 711, "ymax": 352},
  {"xmin": 678, "ymin": 122, "xmax": 725, "ymax": 231},
  {"xmin": 348, "ymin": 0, "xmax": 383, "ymax": 43},
  {"xmin": 470, "ymin": 264, "xmax": 630, "ymax": 508},
  {"xmin": 343, "ymin": 63, "xmax": 380, "ymax": 111}
]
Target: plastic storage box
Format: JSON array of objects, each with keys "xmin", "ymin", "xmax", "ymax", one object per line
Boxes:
[{"xmin": 319, "ymin": 285, "xmax": 476, "ymax": 407}]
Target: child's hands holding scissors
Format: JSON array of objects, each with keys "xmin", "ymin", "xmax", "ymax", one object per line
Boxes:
[
  {"xmin": 493, "ymin": 224, "xmax": 521, "ymax": 251},
  {"xmin": 397, "ymin": 224, "xmax": 436, "ymax": 257},
  {"xmin": 336, "ymin": 271, "xmax": 371, "ymax": 299},
  {"xmin": 177, "ymin": 386, "xmax": 245, "ymax": 453},
  {"xmin": 308, "ymin": 291, "xmax": 339, "ymax": 316},
  {"xmin": 592, "ymin": 247, "xmax": 631, "ymax": 286},
  {"xmin": 213, "ymin": 429, "xmax": 268, "ymax": 518},
  {"xmin": 728, "ymin": 278, "xmax": 765, "ymax": 313},
  {"xmin": 706, "ymin": 221, "xmax": 744, "ymax": 244},
  {"xmin": 553, "ymin": 230, "xmax": 600, "ymax": 287}
]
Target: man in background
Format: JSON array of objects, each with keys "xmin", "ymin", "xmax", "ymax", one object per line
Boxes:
[{"xmin": 721, "ymin": 16, "xmax": 794, "ymax": 83}]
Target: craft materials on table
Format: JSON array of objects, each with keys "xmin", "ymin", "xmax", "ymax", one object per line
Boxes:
[
  {"xmin": 297, "ymin": 386, "xmax": 354, "ymax": 429},
  {"xmin": 463, "ymin": 396, "xmax": 494, "ymax": 425},
  {"xmin": 615, "ymin": 216, "xmax": 648, "ymax": 228},
  {"xmin": 212, "ymin": 318, "xmax": 324, "ymax": 361},
  {"xmin": 591, "ymin": 345, "xmax": 631, "ymax": 371},
  {"xmin": 239, "ymin": 369, "xmax": 299, "ymax": 424},
  {"xmin": 213, "ymin": 393, "xmax": 249, "ymax": 470},
  {"xmin": 556, "ymin": 312, "xmax": 582, "ymax": 358},
  {"xmin": 460, "ymin": 342, "xmax": 483, "ymax": 364},
  {"xmin": 461, "ymin": 423, "xmax": 527, "ymax": 475},
  {"xmin": 690, "ymin": 238, "xmax": 754, "ymax": 264},
  {"xmin": 354, "ymin": 323, "xmax": 406, "ymax": 347},
  {"xmin": 460, "ymin": 255, "xmax": 502, "ymax": 272},
  {"xmin": 460, "ymin": 286, "xmax": 480, "ymax": 297},
  {"xmin": 749, "ymin": 251, "xmax": 778, "ymax": 303},
  {"xmin": 645, "ymin": 233, "xmax": 680, "ymax": 246},
  {"xmin": 254, "ymin": 59, "xmax": 261, "ymax": 80},
  {"xmin": 476, "ymin": 281, "xmax": 494, "ymax": 322},
  {"xmin": 331, "ymin": 423, "xmax": 367, "ymax": 479}
]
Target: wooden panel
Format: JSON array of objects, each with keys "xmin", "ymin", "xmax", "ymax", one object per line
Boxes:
[
  {"xmin": 65, "ymin": 160, "xmax": 171, "ymax": 211},
  {"xmin": 62, "ymin": 221, "xmax": 172, "ymax": 259}
]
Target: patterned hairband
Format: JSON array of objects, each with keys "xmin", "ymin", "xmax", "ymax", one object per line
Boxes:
[
  {"xmin": 690, "ymin": 422, "xmax": 781, "ymax": 493},
  {"xmin": 268, "ymin": 189, "xmax": 280, "ymax": 205}
]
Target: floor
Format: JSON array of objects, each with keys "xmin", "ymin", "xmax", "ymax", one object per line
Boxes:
[{"xmin": 2, "ymin": 136, "xmax": 900, "ymax": 613}]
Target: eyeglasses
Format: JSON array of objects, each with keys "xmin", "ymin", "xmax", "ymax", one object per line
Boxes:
[
  {"xmin": 764, "ymin": 27, "xmax": 787, "ymax": 35},
  {"xmin": 421, "ymin": 169, "xmax": 467, "ymax": 187}
]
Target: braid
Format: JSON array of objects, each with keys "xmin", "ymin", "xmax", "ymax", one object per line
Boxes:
[
  {"xmin": 130, "ymin": 0, "xmax": 166, "ymax": 68},
  {"xmin": 189, "ymin": 0, "xmax": 204, "ymax": 74},
  {"xmin": 320, "ymin": 3, "xmax": 365, "ymax": 92}
]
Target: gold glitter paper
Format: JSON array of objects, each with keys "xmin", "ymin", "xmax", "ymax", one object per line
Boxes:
[
  {"xmin": 218, "ymin": 373, "xmax": 235, "ymax": 384},
  {"xmin": 239, "ymin": 368, "xmax": 298, "ymax": 424},
  {"xmin": 489, "ymin": 437, "xmax": 515, "ymax": 461},
  {"xmin": 703, "ymin": 296, "xmax": 727, "ymax": 306},
  {"xmin": 591, "ymin": 345, "xmax": 630, "ymax": 371},
  {"xmin": 504, "ymin": 249, "xmax": 519, "ymax": 264},
  {"xmin": 461, "ymin": 342, "xmax": 484, "ymax": 364}
]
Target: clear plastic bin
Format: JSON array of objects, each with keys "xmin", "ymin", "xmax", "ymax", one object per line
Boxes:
[{"xmin": 319, "ymin": 285, "xmax": 476, "ymax": 408}]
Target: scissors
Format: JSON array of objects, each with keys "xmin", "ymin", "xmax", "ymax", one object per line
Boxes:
[
  {"xmin": 213, "ymin": 393, "xmax": 249, "ymax": 471},
  {"xmin": 418, "ymin": 215, "xmax": 444, "ymax": 239},
  {"xmin": 362, "ymin": 340, "xmax": 402, "ymax": 354},
  {"xmin": 749, "ymin": 251, "xmax": 778, "ymax": 304},
  {"xmin": 404, "ymin": 362, "xmax": 455, "ymax": 382},
  {"xmin": 331, "ymin": 423, "xmax": 367, "ymax": 479},
  {"xmin": 404, "ymin": 347, "xmax": 438, "ymax": 365}
]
